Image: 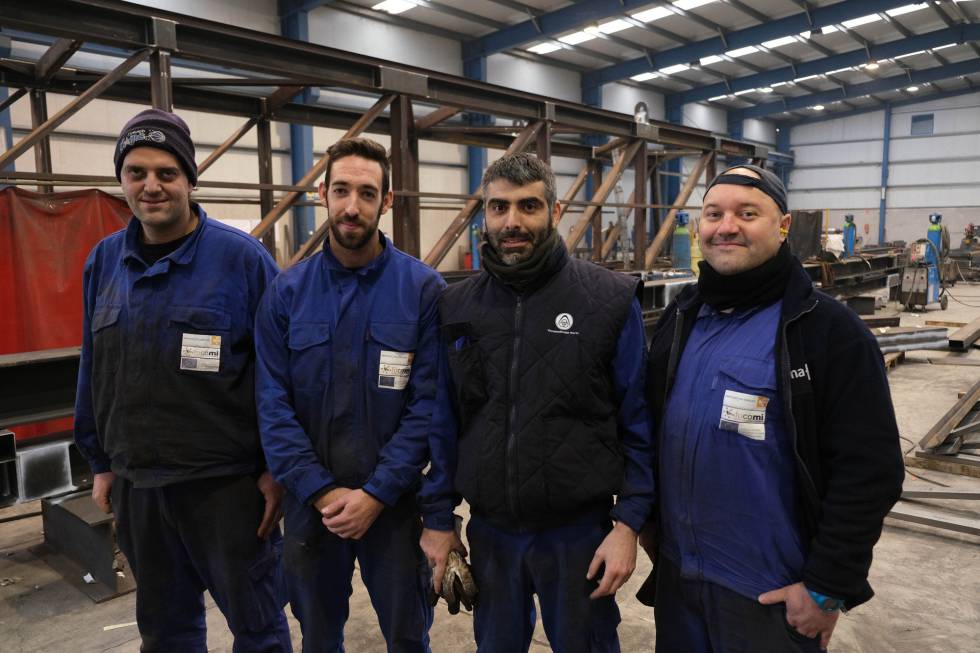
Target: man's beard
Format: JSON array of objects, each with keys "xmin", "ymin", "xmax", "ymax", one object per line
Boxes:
[
  {"xmin": 489, "ymin": 222, "xmax": 553, "ymax": 265},
  {"xmin": 329, "ymin": 207, "xmax": 382, "ymax": 251}
]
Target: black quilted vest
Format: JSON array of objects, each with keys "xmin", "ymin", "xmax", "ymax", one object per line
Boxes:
[{"xmin": 439, "ymin": 245, "xmax": 640, "ymax": 531}]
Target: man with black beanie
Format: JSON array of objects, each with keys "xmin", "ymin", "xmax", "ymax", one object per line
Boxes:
[
  {"xmin": 640, "ymin": 164, "xmax": 904, "ymax": 651},
  {"xmin": 74, "ymin": 108, "xmax": 292, "ymax": 652}
]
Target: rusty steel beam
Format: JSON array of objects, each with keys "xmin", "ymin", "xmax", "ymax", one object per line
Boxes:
[
  {"xmin": 565, "ymin": 140, "xmax": 643, "ymax": 253},
  {"xmin": 556, "ymin": 164, "xmax": 588, "ymax": 224},
  {"xmin": 536, "ymin": 121, "xmax": 551, "ymax": 164},
  {"xmin": 414, "ymin": 105, "xmax": 461, "ymax": 131},
  {"xmin": 632, "ymin": 143, "xmax": 648, "ymax": 271},
  {"xmin": 593, "ymin": 136, "xmax": 629, "ymax": 157},
  {"xmin": 600, "ymin": 190, "xmax": 632, "ymax": 262},
  {"xmin": 423, "ymin": 120, "xmax": 543, "ymax": 268},
  {"xmin": 28, "ymin": 90, "xmax": 53, "ymax": 193},
  {"xmin": 948, "ymin": 317, "xmax": 980, "ymax": 351},
  {"xmin": 919, "ymin": 379, "xmax": 980, "ymax": 451},
  {"xmin": 589, "ymin": 160, "xmax": 603, "ymax": 261},
  {"xmin": 256, "ymin": 111, "xmax": 275, "ymax": 256},
  {"xmin": 36, "ymin": 38, "xmax": 82, "ymax": 82},
  {"xmin": 390, "ymin": 95, "xmax": 420, "ymax": 257},
  {"xmin": 644, "ymin": 151, "xmax": 712, "ymax": 268},
  {"xmin": 0, "ymin": 88, "xmax": 29, "ymax": 114},
  {"xmin": 197, "ymin": 117, "xmax": 259, "ymax": 176},
  {"xmin": 0, "ymin": 48, "xmax": 150, "ymax": 171},
  {"xmin": 254, "ymin": 93, "xmax": 397, "ymax": 243},
  {"xmin": 149, "ymin": 50, "xmax": 173, "ymax": 111}
]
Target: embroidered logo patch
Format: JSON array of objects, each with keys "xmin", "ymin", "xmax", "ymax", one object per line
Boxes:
[{"xmin": 554, "ymin": 313, "xmax": 574, "ymax": 331}]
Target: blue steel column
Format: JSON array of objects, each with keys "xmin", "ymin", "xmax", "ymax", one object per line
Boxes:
[
  {"xmin": 281, "ymin": 11, "xmax": 316, "ymax": 252},
  {"xmin": 878, "ymin": 104, "xmax": 892, "ymax": 245},
  {"xmin": 726, "ymin": 111, "xmax": 744, "ymax": 167},
  {"xmin": 582, "ymin": 84, "xmax": 605, "ymax": 250},
  {"xmin": 465, "ymin": 56, "xmax": 488, "ymax": 269},
  {"xmin": 663, "ymin": 99, "xmax": 683, "ymax": 226},
  {"xmin": 775, "ymin": 123, "xmax": 792, "ymax": 188}
]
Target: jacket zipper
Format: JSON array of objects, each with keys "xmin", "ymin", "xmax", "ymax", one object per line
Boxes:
[
  {"xmin": 780, "ymin": 299, "xmax": 822, "ymax": 518},
  {"xmin": 505, "ymin": 295, "xmax": 524, "ymax": 522}
]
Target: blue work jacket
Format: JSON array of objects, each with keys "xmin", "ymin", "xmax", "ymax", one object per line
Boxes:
[
  {"xmin": 254, "ymin": 234, "xmax": 445, "ymax": 507},
  {"xmin": 73, "ymin": 206, "xmax": 279, "ymax": 486},
  {"xmin": 659, "ymin": 300, "xmax": 806, "ymax": 600}
]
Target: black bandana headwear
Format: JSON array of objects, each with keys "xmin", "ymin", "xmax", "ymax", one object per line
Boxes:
[{"xmin": 705, "ymin": 163, "xmax": 788, "ymax": 216}]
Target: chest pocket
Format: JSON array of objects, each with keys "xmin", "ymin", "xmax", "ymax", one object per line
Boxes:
[
  {"xmin": 92, "ymin": 304, "xmax": 122, "ymax": 333},
  {"xmin": 170, "ymin": 306, "xmax": 232, "ymax": 374},
  {"xmin": 368, "ymin": 322, "xmax": 418, "ymax": 392},
  {"xmin": 714, "ymin": 355, "xmax": 778, "ymax": 444},
  {"xmin": 288, "ymin": 322, "xmax": 331, "ymax": 391}
]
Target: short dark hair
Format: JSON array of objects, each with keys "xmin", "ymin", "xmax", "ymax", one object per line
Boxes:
[
  {"xmin": 324, "ymin": 137, "xmax": 391, "ymax": 197},
  {"xmin": 481, "ymin": 153, "xmax": 557, "ymax": 214}
]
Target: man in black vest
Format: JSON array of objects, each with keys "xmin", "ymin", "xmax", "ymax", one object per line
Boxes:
[
  {"xmin": 420, "ymin": 153, "xmax": 654, "ymax": 652},
  {"xmin": 641, "ymin": 165, "xmax": 903, "ymax": 651}
]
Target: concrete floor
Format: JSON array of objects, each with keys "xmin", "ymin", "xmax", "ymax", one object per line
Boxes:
[{"xmin": 3, "ymin": 286, "xmax": 980, "ymax": 652}]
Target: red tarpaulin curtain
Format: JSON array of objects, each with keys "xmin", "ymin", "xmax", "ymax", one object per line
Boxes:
[{"xmin": 0, "ymin": 187, "xmax": 131, "ymax": 440}]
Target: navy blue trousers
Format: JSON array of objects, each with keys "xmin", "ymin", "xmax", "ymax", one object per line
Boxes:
[
  {"xmin": 654, "ymin": 556, "xmax": 825, "ymax": 653},
  {"xmin": 467, "ymin": 512, "xmax": 621, "ymax": 653},
  {"xmin": 282, "ymin": 493, "xmax": 432, "ymax": 653},
  {"xmin": 112, "ymin": 474, "xmax": 292, "ymax": 653}
]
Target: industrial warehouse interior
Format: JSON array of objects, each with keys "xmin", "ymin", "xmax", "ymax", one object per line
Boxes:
[{"xmin": 1, "ymin": 0, "xmax": 980, "ymax": 651}]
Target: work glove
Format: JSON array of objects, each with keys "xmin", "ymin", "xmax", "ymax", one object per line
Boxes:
[{"xmin": 440, "ymin": 549, "xmax": 478, "ymax": 614}]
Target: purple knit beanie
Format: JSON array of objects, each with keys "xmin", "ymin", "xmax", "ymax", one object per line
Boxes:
[{"xmin": 114, "ymin": 109, "xmax": 197, "ymax": 186}]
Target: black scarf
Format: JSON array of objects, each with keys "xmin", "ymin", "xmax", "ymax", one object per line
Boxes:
[
  {"xmin": 480, "ymin": 227, "xmax": 562, "ymax": 292},
  {"xmin": 697, "ymin": 241, "xmax": 793, "ymax": 311}
]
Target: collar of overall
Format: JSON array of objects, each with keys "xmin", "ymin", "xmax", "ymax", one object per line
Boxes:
[
  {"xmin": 480, "ymin": 227, "xmax": 563, "ymax": 292},
  {"xmin": 697, "ymin": 240, "xmax": 793, "ymax": 312}
]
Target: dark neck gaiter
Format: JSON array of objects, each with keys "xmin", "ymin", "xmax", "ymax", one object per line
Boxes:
[
  {"xmin": 697, "ymin": 241, "xmax": 794, "ymax": 311},
  {"xmin": 480, "ymin": 227, "xmax": 562, "ymax": 293}
]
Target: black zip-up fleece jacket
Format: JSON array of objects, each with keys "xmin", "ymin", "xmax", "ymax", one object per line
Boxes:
[{"xmin": 643, "ymin": 257, "xmax": 904, "ymax": 610}]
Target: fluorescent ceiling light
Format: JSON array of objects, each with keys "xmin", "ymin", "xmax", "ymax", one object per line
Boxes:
[
  {"xmin": 793, "ymin": 74, "xmax": 820, "ymax": 83},
  {"xmin": 886, "ymin": 3, "xmax": 928, "ymax": 17},
  {"xmin": 759, "ymin": 87, "xmax": 774, "ymax": 93},
  {"xmin": 633, "ymin": 7, "xmax": 672, "ymax": 22},
  {"xmin": 700, "ymin": 54, "xmax": 724, "ymax": 66},
  {"xmin": 821, "ymin": 25, "xmax": 839, "ymax": 34},
  {"xmin": 770, "ymin": 81, "xmax": 790, "ymax": 87},
  {"xmin": 674, "ymin": 0, "xmax": 717, "ymax": 9},
  {"xmin": 812, "ymin": 105, "xmax": 825, "ymax": 111},
  {"xmin": 907, "ymin": 86, "xmax": 920, "ymax": 92},
  {"xmin": 660, "ymin": 63, "xmax": 690, "ymax": 75},
  {"xmin": 863, "ymin": 61, "xmax": 880, "ymax": 70},
  {"xmin": 726, "ymin": 45, "xmax": 759, "ymax": 58},
  {"xmin": 708, "ymin": 95, "xmax": 729, "ymax": 101},
  {"xmin": 842, "ymin": 14, "xmax": 882, "ymax": 28},
  {"xmin": 799, "ymin": 31, "xmax": 812, "ymax": 39},
  {"xmin": 372, "ymin": 0, "xmax": 417, "ymax": 14},
  {"xmin": 933, "ymin": 43, "xmax": 957, "ymax": 50},
  {"xmin": 826, "ymin": 66, "xmax": 854, "ymax": 75},
  {"xmin": 596, "ymin": 19, "xmax": 631, "ymax": 34},
  {"xmin": 895, "ymin": 50, "xmax": 926, "ymax": 59},
  {"xmin": 762, "ymin": 35, "xmax": 798, "ymax": 49},
  {"xmin": 631, "ymin": 72, "xmax": 660, "ymax": 81},
  {"xmin": 559, "ymin": 31, "xmax": 595, "ymax": 45},
  {"xmin": 527, "ymin": 42, "xmax": 561, "ymax": 55},
  {"xmin": 733, "ymin": 89, "xmax": 754, "ymax": 96}
]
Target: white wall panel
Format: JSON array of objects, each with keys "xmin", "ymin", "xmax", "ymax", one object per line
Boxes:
[
  {"xmin": 788, "ymin": 189, "xmax": 879, "ymax": 210},
  {"xmin": 889, "ymin": 161, "xmax": 980, "ymax": 187},
  {"xmin": 890, "ymin": 133, "xmax": 980, "ymax": 160},
  {"xmin": 789, "ymin": 166, "xmax": 880, "ymax": 189},
  {"xmin": 792, "ymin": 140, "xmax": 882, "ymax": 166},
  {"xmin": 122, "ymin": 0, "xmax": 278, "ymax": 34},
  {"xmin": 602, "ymin": 85, "xmax": 665, "ymax": 121},
  {"xmin": 682, "ymin": 103, "xmax": 726, "ymax": 132},
  {"xmin": 791, "ymin": 112, "xmax": 884, "ymax": 145},
  {"xmin": 487, "ymin": 54, "xmax": 581, "ymax": 103},
  {"xmin": 308, "ymin": 8, "xmax": 462, "ymax": 75},
  {"xmin": 743, "ymin": 118, "xmax": 776, "ymax": 145}
]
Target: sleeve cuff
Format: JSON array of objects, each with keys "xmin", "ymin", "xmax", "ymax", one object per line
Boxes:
[
  {"xmin": 293, "ymin": 466, "xmax": 336, "ymax": 506},
  {"xmin": 88, "ymin": 456, "xmax": 112, "ymax": 475},
  {"xmin": 362, "ymin": 476, "xmax": 402, "ymax": 508},
  {"xmin": 422, "ymin": 511, "xmax": 456, "ymax": 531},
  {"xmin": 610, "ymin": 503, "xmax": 646, "ymax": 534}
]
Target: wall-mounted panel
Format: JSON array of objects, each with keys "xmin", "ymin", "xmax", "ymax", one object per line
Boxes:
[{"xmin": 792, "ymin": 140, "xmax": 882, "ymax": 167}]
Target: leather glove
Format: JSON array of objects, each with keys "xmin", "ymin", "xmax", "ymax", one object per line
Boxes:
[{"xmin": 441, "ymin": 549, "xmax": 478, "ymax": 614}]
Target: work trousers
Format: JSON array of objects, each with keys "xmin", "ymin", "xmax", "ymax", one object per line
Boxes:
[
  {"xmin": 467, "ymin": 512, "xmax": 621, "ymax": 653},
  {"xmin": 654, "ymin": 556, "xmax": 825, "ymax": 653},
  {"xmin": 112, "ymin": 473, "xmax": 292, "ymax": 653},
  {"xmin": 282, "ymin": 492, "xmax": 432, "ymax": 653}
]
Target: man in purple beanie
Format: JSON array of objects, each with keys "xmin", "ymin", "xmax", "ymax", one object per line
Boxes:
[{"xmin": 74, "ymin": 108, "xmax": 293, "ymax": 652}]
